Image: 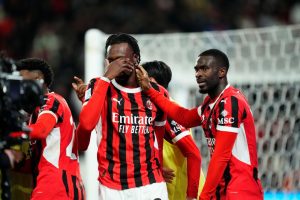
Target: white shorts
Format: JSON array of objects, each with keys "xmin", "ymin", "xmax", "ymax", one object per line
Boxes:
[{"xmin": 98, "ymin": 182, "xmax": 168, "ymax": 200}]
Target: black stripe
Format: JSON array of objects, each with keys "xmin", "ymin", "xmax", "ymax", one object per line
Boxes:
[
  {"xmin": 205, "ymin": 104, "xmax": 214, "ymax": 138},
  {"xmin": 141, "ymin": 93, "xmax": 156, "ymax": 184},
  {"xmin": 201, "ymin": 99, "xmax": 210, "ymax": 114},
  {"xmin": 89, "ymin": 78, "xmax": 97, "ymax": 93},
  {"xmin": 217, "ymin": 98, "xmax": 225, "ymax": 131},
  {"xmin": 231, "ymin": 96, "xmax": 239, "ymax": 127},
  {"xmin": 128, "ymin": 93, "xmax": 143, "ymax": 187},
  {"xmin": 50, "ymin": 98, "xmax": 63, "ymax": 123},
  {"xmin": 215, "ymin": 185, "xmax": 221, "ymax": 200},
  {"xmin": 151, "ymin": 83, "xmax": 164, "ymax": 121},
  {"xmin": 116, "ymin": 89, "xmax": 128, "ymax": 189},
  {"xmin": 223, "ymin": 164, "xmax": 231, "ymax": 194},
  {"xmin": 242, "ymin": 108, "xmax": 247, "ymax": 120},
  {"xmin": 50, "ymin": 98, "xmax": 60, "ymax": 113},
  {"xmin": 62, "ymin": 170, "xmax": 69, "ymax": 197},
  {"xmin": 106, "ymin": 88, "xmax": 115, "ymax": 180},
  {"xmin": 71, "ymin": 176, "xmax": 79, "ymax": 200},
  {"xmin": 85, "ymin": 78, "xmax": 97, "ymax": 102}
]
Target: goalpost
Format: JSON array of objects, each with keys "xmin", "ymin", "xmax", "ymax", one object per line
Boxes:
[{"xmin": 82, "ymin": 25, "xmax": 300, "ymax": 199}]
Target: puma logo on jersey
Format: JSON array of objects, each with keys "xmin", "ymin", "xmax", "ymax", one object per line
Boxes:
[{"xmin": 112, "ymin": 98, "xmax": 123, "ymax": 105}]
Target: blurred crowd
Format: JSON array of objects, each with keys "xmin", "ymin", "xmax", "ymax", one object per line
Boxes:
[{"xmin": 1, "ymin": 0, "xmax": 300, "ymax": 118}]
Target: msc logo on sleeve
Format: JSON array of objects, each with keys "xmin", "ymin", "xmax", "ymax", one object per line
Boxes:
[{"xmin": 217, "ymin": 109, "xmax": 235, "ymax": 125}]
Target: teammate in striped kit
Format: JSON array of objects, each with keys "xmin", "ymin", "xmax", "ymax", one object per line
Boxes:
[
  {"xmin": 136, "ymin": 49, "xmax": 263, "ymax": 200},
  {"xmin": 76, "ymin": 33, "xmax": 168, "ymax": 200},
  {"xmin": 73, "ymin": 61, "xmax": 203, "ymax": 200},
  {"xmin": 17, "ymin": 58, "xmax": 85, "ymax": 200}
]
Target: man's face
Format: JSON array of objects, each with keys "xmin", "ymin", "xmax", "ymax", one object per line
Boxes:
[
  {"xmin": 194, "ymin": 55, "xmax": 220, "ymax": 94},
  {"xmin": 106, "ymin": 43, "xmax": 137, "ymax": 84}
]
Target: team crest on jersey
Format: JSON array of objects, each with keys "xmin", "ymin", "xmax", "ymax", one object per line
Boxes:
[{"xmin": 146, "ymin": 100, "xmax": 152, "ymax": 110}]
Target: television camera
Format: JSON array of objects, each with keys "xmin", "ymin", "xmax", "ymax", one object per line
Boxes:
[{"xmin": 0, "ymin": 55, "xmax": 43, "ymax": 150}]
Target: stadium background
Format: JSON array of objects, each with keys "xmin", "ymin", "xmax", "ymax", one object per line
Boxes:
[{"xmin": 1, "ymin": 1, "xmax": 300, "ymax": 200}]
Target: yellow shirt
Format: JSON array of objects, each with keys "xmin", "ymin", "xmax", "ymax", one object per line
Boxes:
[{"xmin": 163, "ymin": 137, "xmax": 205, "ymax": 200}]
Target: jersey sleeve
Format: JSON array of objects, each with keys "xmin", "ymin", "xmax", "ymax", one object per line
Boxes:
[
  {"xmin": 215, "ymin": 96, "xmax": 245, "ymax": 134},
  {"xmin": 83, "ymin": 78, "xmax": 98, "ymax": 103},
  {"xmin": 199, "ymin": 131, "xmax": 237, "ymax": 199},
  {"xmin": 29, "ymin": 113, "xmax": 57, "ymax": 139},
  {"xmin": 145, "ymin": 87, "xmax": 201, "ymax": 128},
  {"xmin": 76, "ymin": 77, "xmax": 111, "ymax": 150},
  {"xmin": 39, "ymin": 94, "xmax": 63, "ymax": 124},
  {"xmin": 164, "ymin": 118, "xmax": 190, "ymax": 143}
]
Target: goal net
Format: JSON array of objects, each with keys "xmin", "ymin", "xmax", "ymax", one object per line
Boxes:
[{"xmin": 83, "ymin": 25, "xmax": 300, "ymax": 197}]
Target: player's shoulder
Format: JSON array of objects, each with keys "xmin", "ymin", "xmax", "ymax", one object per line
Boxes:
[
  {"xmin": 88, "ymin": 77, "xmax": 102, "ymax": 85},
  {"xmin": 222, "ymin": 86, "xmax": 249, "ymax": 105},
  {"xmin": 46, "ymin": 92, "xmax": 65, "ymax": 102},
  {"xmin": 44, "ymin": 92, "xmax": 70, "ymax": 110},
  {"xmin": 223, "ymin": 86, "xmax": 242, "ymax": 98}
]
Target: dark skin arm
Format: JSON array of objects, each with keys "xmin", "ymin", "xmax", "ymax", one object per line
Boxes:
[{"xmin": 136, "ymin": 65, "xmax": 202, "ymax": 128}]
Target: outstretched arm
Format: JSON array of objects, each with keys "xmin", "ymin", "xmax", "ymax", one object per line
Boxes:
[{"xmin": 136, "ymin": 65, "xmax": 202, "ymax": 128}]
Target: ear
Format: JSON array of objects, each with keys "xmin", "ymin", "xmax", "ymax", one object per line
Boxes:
[{"xmin": 218, "ymin": 67, "xmax": 227, "ymax": 79}]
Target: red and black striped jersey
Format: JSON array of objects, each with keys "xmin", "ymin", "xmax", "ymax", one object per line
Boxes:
[
  {"xmin": 143, "ymin": 85, "xmax": 262, "ymax": 198},
  {"xmin": 197, "ymin": 85, "xmax": 262, "ymax": 196},
  {"xmin": 84, "ymin": 78, "xmax": 167, "ymax": 190},
  {"xmin": 198, "ymin": 85, "xmax": 258, "ymax": 167},
  {"xmin": 29, "ymin": 92, "xmax": 82, "ymax": 183}
]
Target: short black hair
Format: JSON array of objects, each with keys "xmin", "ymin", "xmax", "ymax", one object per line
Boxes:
[
  {"xmin": 105, "ymin": 33, "xmax": 141, "ymax": 64},
  {"xmin": 199, "ymin": 49, "xmax": 229, "ymax": 70},
  {"xmin": 16, "ymin": 58, "xmax": 54, "ymax": 87},
  {"xmin": 141, "ymin": 61, "xmax": 172, "ymax": 89}
]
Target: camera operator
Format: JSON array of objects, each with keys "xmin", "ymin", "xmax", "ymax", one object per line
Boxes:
[
  {"xmin": 16, "ymin": 58, "xmax": 85, "ymax": 199},
  {"xmin": 0, "ymin": 53, "xmax": 38, "ymax": 200}
]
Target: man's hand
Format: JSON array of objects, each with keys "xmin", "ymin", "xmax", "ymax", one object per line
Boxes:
[
  {"xmin": 162, "ymin": 167, "xmax": 175, "ymax": 183},
  {"xmin": 135, "ymin": 65, "xmax": 152, "ymax": 91},
  {"xmin": 72, "ymin": 76, "xmax": 87, "ymax": 101},
  {"xmin": 104, "ymin": 58, "xmax": 134, "ymax": 80}
]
